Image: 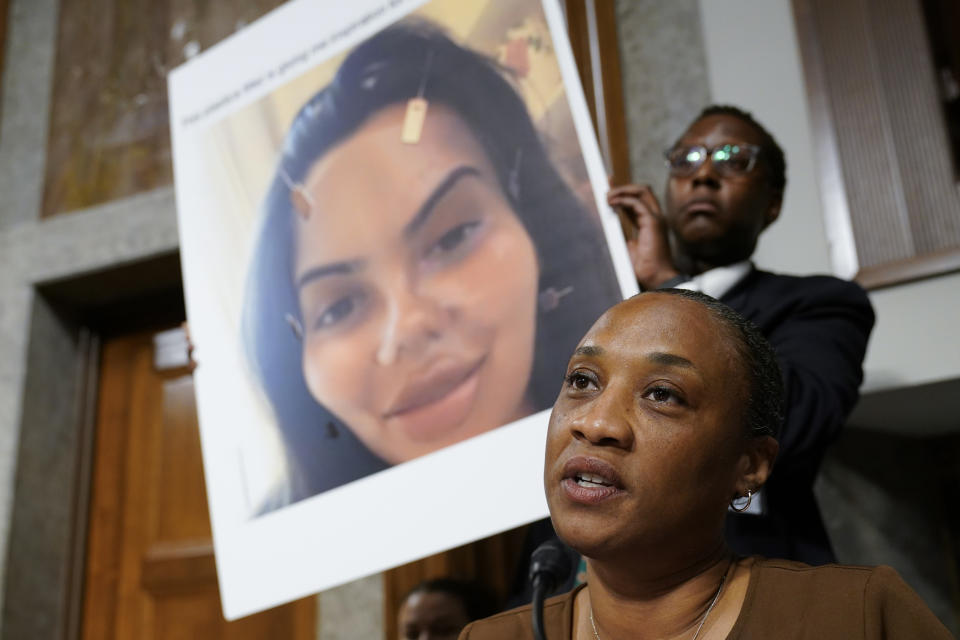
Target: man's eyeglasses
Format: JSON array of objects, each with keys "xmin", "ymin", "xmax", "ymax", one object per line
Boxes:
[{"xmin": 664, "ymin": 143, "xmax": 762, "ymax": 178}]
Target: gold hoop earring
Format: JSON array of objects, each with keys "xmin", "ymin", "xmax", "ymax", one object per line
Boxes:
[{"xmin": 730, "ymin": 489, "xmax": 754, "ymax": 513}]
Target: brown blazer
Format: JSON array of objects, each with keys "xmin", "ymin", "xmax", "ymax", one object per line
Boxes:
[{"xmin": 459, "ymin": 558, "xmax": 953, "ymax": 639}]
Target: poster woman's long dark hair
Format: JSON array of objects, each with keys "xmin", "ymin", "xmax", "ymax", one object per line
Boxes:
[{"xmin": 242, "ymin": 21, "xmax": 621, "ymax": 512}]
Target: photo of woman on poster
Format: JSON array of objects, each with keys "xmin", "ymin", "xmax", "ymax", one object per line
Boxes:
[{"xmin": 241, "ymin": 20, "xmax": 622, "ymax": 512}]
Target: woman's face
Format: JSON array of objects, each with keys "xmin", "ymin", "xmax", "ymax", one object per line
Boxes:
[
  {"xmin": 293, "ymin": 104, "xmax": 539, "ymax": 464},
  {"xmin": 544, "ymin": 294, "xmax": 767, "ymax": 562}
]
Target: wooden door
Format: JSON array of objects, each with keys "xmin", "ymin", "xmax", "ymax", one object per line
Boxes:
[{"xmin": 80, "ymin": 327, "xmax": 316, "ymax": 639}]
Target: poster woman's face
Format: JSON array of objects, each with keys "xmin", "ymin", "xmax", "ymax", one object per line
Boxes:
[{"xmin": 292, "ymin": 104, "xmax": 540, "ymax": 464}]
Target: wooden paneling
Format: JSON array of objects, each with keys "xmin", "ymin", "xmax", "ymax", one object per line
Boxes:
[
  {"xmin": 41, "ymin": 0, "xmax": 284, "ymax": 218},
  {"xmin": 81, "ymin": 329, "xmax": 315, "ymax": 639},
  {"xmin": 794, "ymin": 0, "xmax": 960, "ymax": 287},
  {"xmin": 564, "ymin": 0, "xmax": 596, "ymax": 127},
  {"xmin": 39, "ymin": 0, "xmax": 631, "ymax": 218},
  {"xmin": 870, "ymin": 0, "xmax": 960, "ymax": 256},
  {"xmin": 564, "ymin": 0, "xmax": 633, "ymax": 238},
  {"xmin": 808, "ymin": 0, "xmax": 914, "ymax": 267},
  {"xmin": 590, "ymin": 0, "xmax": 631, "ymax": 186},
  {"xmin": 857, "ymin": 247, "xmax": 960, "ymax": 290},
  {"xmin": 564, "ymin": 0, "xmax": 632, "ymax": 185}
]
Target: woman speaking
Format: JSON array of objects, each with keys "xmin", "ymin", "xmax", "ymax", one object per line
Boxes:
[{"xmin": 460, "ymin": 290, "xmax": 950, "ymax": 639}]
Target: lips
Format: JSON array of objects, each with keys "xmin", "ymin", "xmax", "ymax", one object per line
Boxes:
[
  {"xmin": 382, "ymin": 356, "xmax": 486, "ymax": 442},
  {"xmin": 560, "ymin": 455, "xmax": 624, "ymax": 504},
  {"xmin": 681, "ymin": 198, "xmax": 720, "ymax": 218}
]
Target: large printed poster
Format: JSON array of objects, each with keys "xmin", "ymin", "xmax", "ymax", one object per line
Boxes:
[{"xmin": 169, "ymin": 0, "xmax": 636, "ymax": 618}]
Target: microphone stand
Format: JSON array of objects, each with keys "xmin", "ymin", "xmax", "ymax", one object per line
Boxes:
[
  {"xmin": 531, "ymin": 572, "xmax": 551, "ymax": 640},
  {"xmin": 528, "ymin": 539, "xmax": 572, "ymax": 640}
]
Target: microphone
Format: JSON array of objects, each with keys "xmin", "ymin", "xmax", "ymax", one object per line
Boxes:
[{"xmin": 529, "ymin": 538, "xmax": 572, "ymax": 640}]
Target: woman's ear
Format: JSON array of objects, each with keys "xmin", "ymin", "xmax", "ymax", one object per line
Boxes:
[{"xmin": 735, "ymin": 435, "xmax": 779, "ymax": 497}]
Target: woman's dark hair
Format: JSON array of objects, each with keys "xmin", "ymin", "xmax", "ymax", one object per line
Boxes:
[
  {"xmin": 687, "ymin": 104, "xmax": 787, "ymax": 195},
  {"xmin": 653, "ymin": 289, "xmax": 784, "ymax": 439},
  {"xmin": 403, "ymin": 578, "xmax": 500, "ymax": 622},
  {"xmin": 242, "ymin": 21, "xmax": 621, "ymax": 507}
]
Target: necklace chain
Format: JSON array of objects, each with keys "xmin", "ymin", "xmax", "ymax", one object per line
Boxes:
[{"xmin": 588, "ymin": 564, "xmax": 730, "ymax": 640}]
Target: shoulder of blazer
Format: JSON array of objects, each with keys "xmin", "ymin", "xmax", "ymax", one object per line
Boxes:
[{"xmin": 722, "ymin": 268, "xmax": 872, "ymax": 314}]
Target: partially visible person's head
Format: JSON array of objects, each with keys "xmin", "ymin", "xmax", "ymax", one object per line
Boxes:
[
  {"xmin": 397, "ymin": 578, "xmax": 498, "ymax": 640},
  {"xmin": 544, "ymin": 290, "xmax": 781, "ymax": 566},
  {"xmin": 243, "ymin": 21, "xmax": 618, "ymax": 489},
  {"xmin": 663, "ymin": 105, "xmax": 786, "ymax": 266}
]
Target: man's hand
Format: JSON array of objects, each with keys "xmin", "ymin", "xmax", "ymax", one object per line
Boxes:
[{"xmin": 607, "ymin": 183, "xmax": 679, "ymax": 290}]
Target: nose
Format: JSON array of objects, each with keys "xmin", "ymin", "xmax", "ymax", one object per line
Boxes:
[
  {"xmin": 375, "ymin": 275, "xmax": 451, "ymax": 366},
  {"xmin": 691, "ymin": 153, "xmax": 721, "ymax": 189},
  {"xmin": 566, "ymin": 385, "xmax": 635, "ymax": 450}
]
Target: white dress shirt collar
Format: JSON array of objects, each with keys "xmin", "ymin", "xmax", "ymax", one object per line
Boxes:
[{"xmin": 675, "ymin": 260, "xmax": 753, "ymax": 300}]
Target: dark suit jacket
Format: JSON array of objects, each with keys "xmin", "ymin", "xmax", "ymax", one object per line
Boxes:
[{"xmin": 721, "ymin": 268, "xmax": 875, "ymax": 564}]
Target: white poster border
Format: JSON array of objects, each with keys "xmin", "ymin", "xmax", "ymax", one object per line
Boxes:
[{"xmin": 169, "ymin": 0, "xmax": 637, "ymax": 619}]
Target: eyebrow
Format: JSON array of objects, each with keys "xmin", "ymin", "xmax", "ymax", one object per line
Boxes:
[
  {"xmin": 645, "ymin": 351, "xmax": 695, "ymax": 369},
  {"xmin": 295, "ymin": 165, "xmax": 481, "ymax": 290},
  {"xmin": 296, "ymin": 258, "xmax": 364, "ymax": 290},
  {"xmin": 403, "ymin": 165, "xmax": 482, "ymax": 238},
  {"xmin": 574, "ymin": 345, "xmax": 605, "ymax": 357}
]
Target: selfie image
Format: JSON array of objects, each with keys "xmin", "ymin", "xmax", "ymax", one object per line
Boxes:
[{"xmin": 170, "ymin": 0, "xmax": 633, "ymax": 616}]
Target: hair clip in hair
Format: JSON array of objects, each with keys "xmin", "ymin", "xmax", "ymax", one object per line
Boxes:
[
  {"xmin": 508, "ymin": 147, "xmax": 523, "ymax": 201},
  {"xmin": 284, "ymin": 313, "xmax": 304, "ymax": 340},
  {"xmin": 279, "ymin": 166, "xmax": 315, "ymax": 220},
  {"xmin": 401, "ymin": 97, "xmax": 429, "ymax": 144},
  {"xmin": 539, "ymin": 285, "xmax": 573, "ymax": 312},
  {"xmin": 401, "ymin": 50, "xmax": 434, "ymax": 144}
]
